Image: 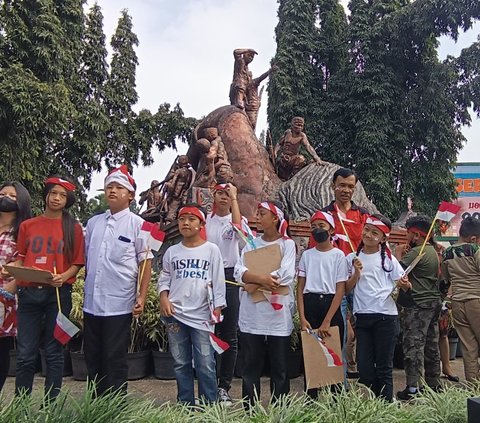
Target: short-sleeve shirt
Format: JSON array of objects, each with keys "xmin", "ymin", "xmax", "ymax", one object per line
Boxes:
[
  {"xmin": 16, "ymin": 216, "xmax": 85, "ymax": 286},
  {"xmin": 346, "ymin": 251, "xmax": 404, "ymax": 315},
  {"xmin": 401, "ymin": 245, "xmax": 441, "ymax": 304},
  {"xmin": 205, "ymin": 213, "xmax": 241, "ymax": 268},
  {"xmin": 298, "ymin": 247, "xmax": 348, "ymax": 295}
]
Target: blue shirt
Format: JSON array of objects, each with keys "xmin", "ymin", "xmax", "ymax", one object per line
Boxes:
[{"xmin": 84, "ymin": 208, "xmax": 153, "ymax": 316}]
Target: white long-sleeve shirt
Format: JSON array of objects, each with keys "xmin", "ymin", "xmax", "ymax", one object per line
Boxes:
[
  {"xmin": 234, "ymin": 236, "xmax": 296, "ymax": 336},
  {"xmin": 158, "ymin": 241, "xmax": 226, "ymax": 331}
]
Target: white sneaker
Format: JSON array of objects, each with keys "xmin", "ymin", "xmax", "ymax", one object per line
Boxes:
[{"xmin": 218, "ymin": 387, "xmax": 233, "ymax": 406}]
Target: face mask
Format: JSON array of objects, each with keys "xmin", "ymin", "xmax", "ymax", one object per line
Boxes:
[
  {"xmin": 312, "ymin": 228, "xmax": 330, "ymax": 243},
  {"xmin": 0, "ymin": 197, "xmax": 18, "ymax": 213}
]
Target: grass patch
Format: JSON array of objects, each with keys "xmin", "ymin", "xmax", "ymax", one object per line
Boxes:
[{"xmin": 0, "ymin": 383, "xmax": 478, "ymax": 422}]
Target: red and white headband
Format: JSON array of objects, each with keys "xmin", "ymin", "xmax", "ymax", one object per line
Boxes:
[
  {"xmin": 365, "ymin": 216, "xmax": 391, "ymax": 236},
  {"xmin": 44, "ymin": 177, "xmax": 76, "ymax": 192},
  {"xmin": 178, "ymin": 206, "xmax": 206, "ymax": 223},
  {"xmin": 213, "ymin": 183, "xmax": 229, "ymax": 192},
  {"xmin": 310, "ymin": 211, "xmax": 335, "ymax": 229},
  {"xmin": 258, "ymin": 202, "xmax": 289, "ymax": 238},
  {"xmin": 105, "ymin": 165, "xmax": 136, "ymax": 192}
]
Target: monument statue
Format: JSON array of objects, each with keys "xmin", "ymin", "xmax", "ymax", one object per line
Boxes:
[
  {"xmin": 193, "ymin": 127, "xmax": 233, "ymax": 188},
  {"xmin": 245, "ymin": 64, "xmax": 278, "ymax": 131},
  {"xmin": 163, "ymin": 155, "xmax": 194, "ymax": 225},
  {"xmin": 229, "ymin": 48, "xmax": 257, "ymax": 110},
  {"xmin": 274, "ymin": 116, "xmax": 324, "ymax": 181},
  {"xmin": 139, "ymin": 179, "xmax": 165, "ymax": 222}
]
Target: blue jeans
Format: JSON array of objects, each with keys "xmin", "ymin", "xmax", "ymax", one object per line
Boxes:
[
  {"xmin": 355, "ymin": 313, "xmax": 399, "ymax": 402},
  {"xmin": 164, "ymin": 317, "xmax": 217, "ymax": 405},
  {"xmin": 16, "ymin": 285, "xmax": 72, "ymax": 399}
]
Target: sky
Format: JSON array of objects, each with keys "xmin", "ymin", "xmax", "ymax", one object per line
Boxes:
[{"xmin": 87, "ymin": 0, "xmax": 479, "ymax": 201}]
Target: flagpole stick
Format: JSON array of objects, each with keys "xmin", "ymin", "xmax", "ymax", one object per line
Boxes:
[
  {"xmin": 337, "ymin": 214, "xmax": 356, "ymax": 254},
  {"xmin": 137, "ymin": 246, "xmax": 150, "ymax": 296},
  {"xmin": 53, "ymin": 265, "xmax": 61, "ymax": 313},
  {"xmin": 418, "ymin": 217, "xmax": 437, "ymax": 256}
]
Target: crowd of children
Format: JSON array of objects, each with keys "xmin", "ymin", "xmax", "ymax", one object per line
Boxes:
[{"xmin": 0, "ymin": 166, "xmax": 478, "ymax": 408}]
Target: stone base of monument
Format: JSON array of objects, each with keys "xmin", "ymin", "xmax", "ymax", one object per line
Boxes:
[{"xmin": 468, "ymin": 398, "xmax": 480, "ymax": 423}]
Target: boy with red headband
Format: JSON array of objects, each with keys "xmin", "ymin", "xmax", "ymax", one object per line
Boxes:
[
  {"xmin": 158, "ymin": 204, "xmax": 226, "ymax": 405},
  {"xmin": 12, "ymin": 176, "xmax": 84, "ymax": 399},
  {"xmin": 205, "ymin": 183, "xmax": 242, "ymax": 405},
  {"xmin": 395, "ymin": 214, "xmax": 442, "ymax": 400},
  {"xmin": 296, "ymin": 211, "xmax": 348, "ymax": 397},
  {"xmin": 83, "ymin": 165, "xmax": 153, "ymax": 396}
]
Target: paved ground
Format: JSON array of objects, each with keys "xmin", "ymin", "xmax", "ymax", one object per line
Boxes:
[{"xmin": 2, "ymin": 355, "xmax": 467, "ymax": 404}]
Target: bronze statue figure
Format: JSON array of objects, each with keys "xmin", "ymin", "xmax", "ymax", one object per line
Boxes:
[
  {"xmin": 164, "ymin": 155, "xmax": 194, "ymax": 225},
  {"xmin": 274, "ymin": 116, "xmax": 323, "ymax": 181},
  {"xmin": 229, "ymin": 48, "xmax": 257, "ymax": 110}
]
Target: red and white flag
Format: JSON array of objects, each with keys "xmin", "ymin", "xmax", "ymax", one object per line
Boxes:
[
  {"xmin": 436, "ymin": 201, "xmax": 461, "ymax": 222},
  {"xmin": 139, "ymin": 221, "xmax": 154, "ymax": 241},
  {"xmin": 54, "ymin": 312, "xmax": 80, "ymax": 345},
  {"xmin": 307, "ymin": 329, "xmax": 343, "ymax": 367},
  {"xmin": 209, "ymin": 333, "xmax": 230, "ymax": 354},
  {"xmin": 261, "ymin": 290, "xmax": 285, "ymax": 311},
  {"xmin": 149, "ymin": 225, "xmax": 166, "ymax": 252}
]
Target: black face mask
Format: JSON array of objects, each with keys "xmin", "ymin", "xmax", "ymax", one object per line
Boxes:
[
  {"xmin": 312, "ymin": 228, "xmax": 330, "ymax": 243},
  {"xmin": 0, "ymin": 197, "xmax": 18, "ymax": 213}
]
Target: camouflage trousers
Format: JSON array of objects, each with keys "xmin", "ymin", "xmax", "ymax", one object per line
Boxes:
[{"xmin": 401, "ymin": 300, "xmax": 442, "ymax": 387}]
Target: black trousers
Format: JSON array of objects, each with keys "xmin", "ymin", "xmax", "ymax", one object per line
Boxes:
[
  {"xmin": 83, "ymin": 312, "xmax": 132, "ymax": 396},
  {"xmin": 303, "ymin": 293, "xmax": 344, "ymax": 397},
  {"xmin": 0, "ymin": 337, "xmax": 12, "ymax": 392},
  {"xmin": 216, "ymin": 267, "xmax": 239, "ymax": 391},
  {"xmin": 240, "ymin": 331, "xmax": 290, "ymax": 407},
  {"xmin": 356, "ymin": 313, "xmax": 399, "ymax": 402}
]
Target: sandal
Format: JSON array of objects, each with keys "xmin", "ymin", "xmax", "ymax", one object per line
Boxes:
[{"xmin": 443, "ymin": 374, "xmax": 460, "ymax": 382}]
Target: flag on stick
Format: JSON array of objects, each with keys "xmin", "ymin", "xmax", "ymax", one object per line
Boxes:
[
  {"xmin": 209, "ymin": 333, "xmax": 230, "ymax": 354},
  {"xmin": 435, "ymin": 201, "xmax": 461, "ymax": 222},
  {"xmin": 54, "ymin": 312, "xmax": 80, "ymax": 345},
  {"xmin": 139, "ymin": 221, "xmax": 154, "ymax": 241},
  {"xmin": 149, "ymin": 225, "xmax": 166, "ymax": 252},
  {"xmin": 261, "ymin": 290, "xmax": 284, "ymax": 311}
]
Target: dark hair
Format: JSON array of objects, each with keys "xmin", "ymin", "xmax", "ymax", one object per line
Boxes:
[
  {"xmin": 0, "ymin": 181, "xmax": 32, "ymax": 241},
  {"xmin": 405, "ymin": 214, "xmax": 435, "ymax": 245},
  {"xmin": 459, "ymin": 217, "xmax": 480, "ymax": 238},
  {"xmin": 357, "ymin": 213, "xmax": 392, "ymax": 272},
  {"xmin": 332, "ymin": 168, "xmax": 358, "ymax": 184},
  {"xmin": 43, "ymin": 175, "xmax": 78, "ymax": 263}
]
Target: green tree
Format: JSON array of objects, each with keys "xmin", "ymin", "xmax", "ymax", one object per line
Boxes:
[{"xmin": 269, "ymin": 0, "xmax": 480, "ymax": 217}]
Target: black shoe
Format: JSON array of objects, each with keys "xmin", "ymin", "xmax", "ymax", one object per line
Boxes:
[
  {"xmin": 442, "ymin": 373, "xmax": 460, "ymax": 383},
  {"xmin": 396, "ymin": 387, "xmax": 418, "ymax": 401},
  {"xmin": 346, "ymin": 371, "xmax": 359, "ymax": 379}
]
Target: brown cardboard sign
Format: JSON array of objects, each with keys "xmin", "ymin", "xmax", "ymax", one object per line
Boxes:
[
  {"xmin": 4, "ymin": 265, "xmax": 54, "ymax": 284},
  {"xmin": 301, "ymin": 326, "xmax": 344, "ymax": 389},
  {"xmin": 244, "ymin": 244, "xmax": 288, "ymax": 302}
]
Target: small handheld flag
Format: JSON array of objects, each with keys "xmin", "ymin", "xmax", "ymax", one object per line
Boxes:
[
  {"xmin": 435, "ymin": 201, "xmax": 461, "ymax": 223},
  {"xmin": 261, "ymin": 290, "xmax": 284, "ymax": 311},
  {"xmin": 209, "ymin": 333, "xmax": 230, "ymax": 354},
  {"xmin": 54, "ymin": 312, "xmax": 80, "ymax": 345},
  {"xmin": 139, "ymin": 221, "xmax": 154, "ymax": 241},
  {"xmin": 149, "ymin": 225, "xmax": 166, "ymax": 252}
]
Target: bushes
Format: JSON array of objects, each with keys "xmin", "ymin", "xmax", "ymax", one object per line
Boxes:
[{"xmin": 1, "ymin": 384, "xmax": 479, "ymax": 422}]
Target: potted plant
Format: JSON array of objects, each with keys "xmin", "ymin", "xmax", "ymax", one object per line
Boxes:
[
  {"xmin": 288, "ymin": 312, "xmax": 304, "ymax": 379},
  {"xmin": 69, "ymin": 275, "xmax": 88, "ymax": 381},
  {"xmin": 143, "ymin": 281, "xmax": 175, "ymax": 380}
]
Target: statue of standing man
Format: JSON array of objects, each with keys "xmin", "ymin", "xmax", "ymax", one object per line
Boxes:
[{"xmin": 229, "ymin": 48, "xmax": 277, "ymax": 130}]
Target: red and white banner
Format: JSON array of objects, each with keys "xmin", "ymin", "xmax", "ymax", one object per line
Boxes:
[
  {"xmin": 54, "ymin": 312, "xmax": 79, "ymax": 345},
  {"xmin": 436, "ymin": 201, "xmax": 461, "ymax": 223},
  {"xmin": 307, "ymin": 329, "xmax": 343, "ymax": 367},
  {"xmin": 209, "ymin": 333, "xmax": 230, "ymax": 354}
]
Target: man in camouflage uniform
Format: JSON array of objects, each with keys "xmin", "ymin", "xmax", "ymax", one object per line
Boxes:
[{"xmin": 394, "ymin": 215, "xmax": 442, "ymax": 400}]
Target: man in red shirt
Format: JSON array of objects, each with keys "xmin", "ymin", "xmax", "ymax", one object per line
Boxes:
[{"xmin": 323, "ymin": 168, "xmax": 370, "ymax": 379}]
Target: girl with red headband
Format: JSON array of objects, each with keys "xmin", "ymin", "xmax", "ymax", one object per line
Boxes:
[
  {"xmin": 346, "ymin": 214, "xmax": 410, "ymax": 402},
  {"xmin": 159, "ymin": 204, "xmax": 226, "ymax": 405},
  {"xmin": 234, "ymin": 201, "xmax": 296, "ymax": 407},
  {"xmin": 11, "ymin": 175, "xmax": 84, "ymax": 400},
  {"xmin": 296, "ymin": 211, "xmax": 348, "ymax": 398}
]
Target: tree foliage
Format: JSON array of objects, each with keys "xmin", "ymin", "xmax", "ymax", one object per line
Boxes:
[
  {"xmin": 0, "ymin": 1, "xmax": 195, "ymax": 212},
  {"xmin": 268, "ymin": 0, "xmax": 480, "ymax": 217}
]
